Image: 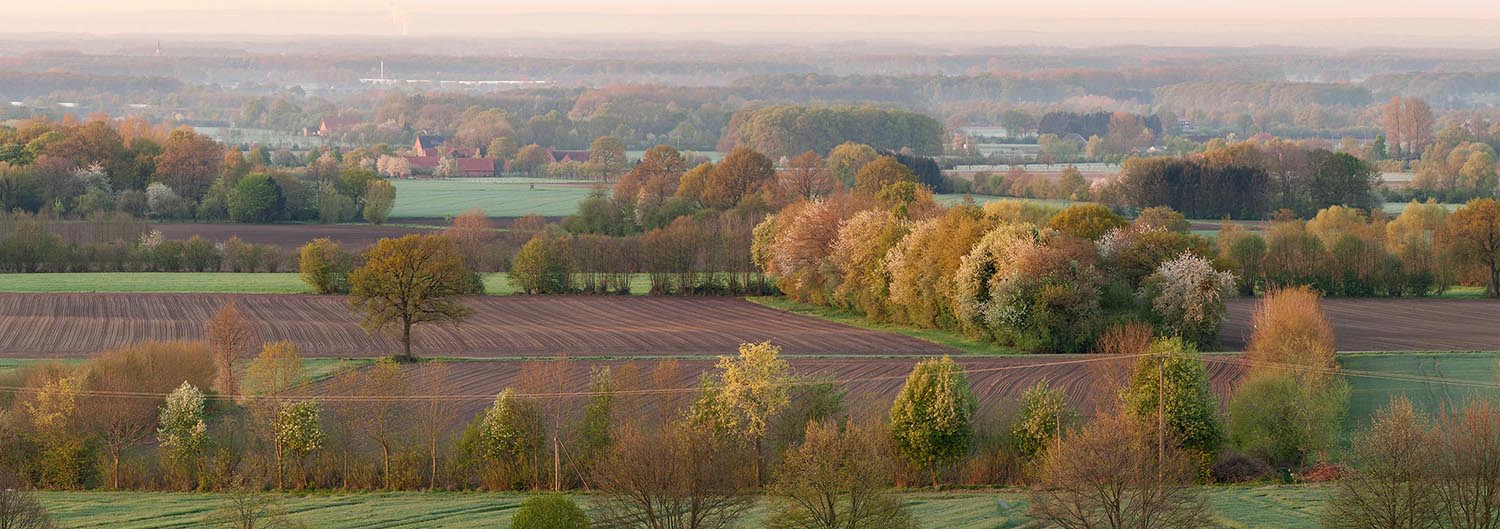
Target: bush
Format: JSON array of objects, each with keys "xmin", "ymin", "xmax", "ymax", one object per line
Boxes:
[
  {"xmin": 1138, "ymin": 253, "xmax": 1237, "ymax": 347},
  {"xmin": 1210, "ymin": 452, "xmax": 1276, "ymax": 484},
  {"xmin": 298, "ymin": 238, "xmax": 353, "ymax": 294},
  {"xmin": 1227, "ymin": 373, "xmax": 1348, "ymax": 469},
  {"xmin": 1047, "ymin": 203, "xmax": 1126, "ymax": 240},
  {"xmin": 511, "ymin": 494, "xmax": 588, "ymax": 529}
]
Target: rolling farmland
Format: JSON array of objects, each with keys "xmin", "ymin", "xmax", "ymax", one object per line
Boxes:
[
  {"xmin": 388, "ymin": 177, "xmax": 597, "ymax": 218},
  {"xmin": 0, "ymin": 294, "xmax": 950, "ymax": 358}
]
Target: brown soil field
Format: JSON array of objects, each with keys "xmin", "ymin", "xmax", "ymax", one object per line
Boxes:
[
  {"xmin": 1218, "ymin": 298, "xmax": 1500, "ymax": 352},
  {"xmin": 0, "ymin": 294, "xmax": 1491, "ymax": 359},
  {"xmin": 151, "ymin": 223, "xmax": 431, "ymax": 250},
  {"xmin": 0, "ymin": 294, "xmax": 951, "ymax": 358},
  {"xmin": 307, "ymin": 356, "xmax": 1247, "ymax": 421}
]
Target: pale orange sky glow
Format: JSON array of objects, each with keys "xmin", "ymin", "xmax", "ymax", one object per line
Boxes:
[{"xmin": 4, "ymin": 0, "xmax": 1500, "ymax": 47}]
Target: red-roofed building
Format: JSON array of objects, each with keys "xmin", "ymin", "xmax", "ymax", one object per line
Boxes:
[
  {"xmin": 454, "ymin": 158, "xmax": 495, "ymax": 177},
  {"xmin": 318, "ymin": 116, "xmax": 361, "ymax": 136},
  {"xmin": 549, "ymin": 149, "xmax": 590, "ymax": 164}
]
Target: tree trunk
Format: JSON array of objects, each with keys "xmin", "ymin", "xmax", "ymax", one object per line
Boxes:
[
  {"xmin": 429, "ymin": 438, "xmax": 438, "ymax": 491},
  {"xmin": 382, "ymin": 442, "xmax": 392, "ymax": 490},
  {"xmin": 402, "ymin": 320, "xmax": 413, "ymax": 361},
  {"xmin": 1489, "ymin": 264, "xmax": 1499, "ymax": 298},
  {"xmin": 275, "ymin": 442, "xmax": 284, "ymax": 490},
  {"xmin": 111, "ymin": 450, "xmax": 120, "ymax": 489}
]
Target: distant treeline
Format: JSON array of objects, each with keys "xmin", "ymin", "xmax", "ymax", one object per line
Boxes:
[{"xmin": 717, "ymin": 105, "xmax": 944, "ymax": 158}]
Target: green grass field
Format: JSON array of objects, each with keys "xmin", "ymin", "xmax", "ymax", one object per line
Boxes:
[
  {"xmin": 1338, "ymin": 352, "xmax": 1500, "ymax": 439},
  {"xmin": 0, "ymin": 272, "xmax": 657, "ymax": 296},
  {"xmin": 389, "ymin": 177, "xmax": 598, "ymax": 218},
  {"xmin": 0, "ymin": 273, "xmax": 313, "ymax": 293},
  {"xmin": 36, "ymin": 486, "xmax": 1328, "ymax": 529}
]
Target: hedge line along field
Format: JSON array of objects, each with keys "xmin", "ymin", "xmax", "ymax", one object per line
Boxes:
[
  {"xmin": 152, "ymin": 222, "xmax": 432, "ymax": 250},
  {"xmin": 388, "ymin": 177, "xmax": 598, "ymax": 218},
  {"xmin": 0, "ymin": 294, "xmax": 948, "ymax": 358},
  {"xmin": 0, "ymin": 272, "xmax": 656, "ymax": 295},
  {"xmin": 37, "ymin": 486, "xmax": 1330, "ymax": 529}
]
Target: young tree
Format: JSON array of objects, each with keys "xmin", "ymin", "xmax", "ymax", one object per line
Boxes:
[
  {"xmin": 1324, "ymin": 398, "xmax": 1440, "ymax": 529},
  {"xmin": 1123, "ymin": 337, "xmax": 1223, "ymax": 463},
  {"xmin": 413, "ymin": 362, "xmax": 462, "ymax": 490},
  {"xmin": 889, "ymin": 356, "xmax": 976, "ymax": 488},
  {"xmin": 477, "ymin": 388, "xmax": 545, "ymax": 490},
  {"xmin": 201, "ymin": 476, "xmax": 302, "ymax": 529},
  {"xmin": 1011, "ymin": 379, "xmax": 1075, "ymax": 462},
  {"xmin": 157, "ymin": 381, "xmax": 208, "ymax": 489},
  {"xmin": 1432, "ymin": 402, "xmax": 1500, "ymax": 529},
  {"xmin": 1227, "ymin": 373, "xmax": 1347, "ymax": 469},
  {"xmin": 298, "ymin": 238, "xmax": 353, "ymax": 294},
  {"xmin": 766, "ymin": 420, "xmax": 914, "ymax": 529},
  {"xmin": 362, "ymin": 180, "xmax": 396, "ymax": 225},
  {"xmin": 228, "ymin": 173, "xmax": 284, "ymax": 223},
  {"xmin": 1440, "ymin": 198, "xmax": 1500, "ymax": 297},
  {"xmin": 347, "ymin": 234, "xmax": 473, "ymax": 360},
  {"xmin": 698, "ymin": 342, "xmax": 793, "ymax": 486},
  {"xmin": 272, "ymin": 400, "xmax": 324, "ymax": 489},
  {"xmin": 340, "ymin": 358, "xmax": 412, "ymax": 489},
  {"xmin": 206, "ymin": 301, "xmax": 258, "ymax": 396},
  {"xmin": 592, "ymin": 422, "xmax": 755, "ymax": 529},
  {"xmin": 1028, "ymin": 412, "xmax": 1214, "ymax": 529}
]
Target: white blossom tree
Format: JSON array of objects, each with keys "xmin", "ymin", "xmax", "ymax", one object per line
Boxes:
[{"xmin": 1140, "ymin": 253, "xmax": 1238, "ymax": 346}]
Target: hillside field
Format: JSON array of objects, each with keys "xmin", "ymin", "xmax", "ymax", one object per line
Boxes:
[{"xmin": 37, "ymin": 486, "xmax": 1329, "ymax": 529}]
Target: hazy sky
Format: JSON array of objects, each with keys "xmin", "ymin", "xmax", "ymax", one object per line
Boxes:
[{"xmin": 5, "ymin": 0, "xmax": 1500, "ymax": 42}]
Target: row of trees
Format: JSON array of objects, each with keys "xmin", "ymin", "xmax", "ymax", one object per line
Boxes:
[
  {"xmin": 757, "ymin": 186, "xmax": 1238, "ymax": 352},
  {"xmin": 0, "ymin": 117, "xmax": 397, "ymax": 224},
  {"xmin": 0, "ymin": 216, "xmax": 294, "ymax": 273}
]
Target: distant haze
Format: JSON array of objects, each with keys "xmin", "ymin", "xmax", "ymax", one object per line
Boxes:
[{"xmin": 4, "ymin": 1, "xmax": 1500, "ymax": 48}]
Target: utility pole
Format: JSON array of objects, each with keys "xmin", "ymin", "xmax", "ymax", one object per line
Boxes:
[{"xmin": 1157, "ymin": 352, "xmax": 1165, "ymax": 484}]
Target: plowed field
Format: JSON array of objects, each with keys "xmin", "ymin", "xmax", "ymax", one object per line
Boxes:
[
  {"xmin": 1218, "ymin": 298, "xmax": 1500, "ymax": 352},
  {"xmin": 0, "ymin": 294, "xmax": 950, "ymax": 358}
]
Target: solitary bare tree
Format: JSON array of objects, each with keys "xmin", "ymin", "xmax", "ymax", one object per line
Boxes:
[
  {"xmin": 1028, "ymin": 412, "xmax": 1214, "ymax": 529},
  {"xmin": 206, "ymin": 300, "xmax": 258, "ymax": 397}
]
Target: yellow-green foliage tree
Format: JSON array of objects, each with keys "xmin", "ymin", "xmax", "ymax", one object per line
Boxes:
[
  {"xmin": 298, "ymin": 238, "xmax": 353, "ymax": 294},
  {"xmin": 889, "ymin": 356, "xmax": 975, "ymax": 488},
  {"xmin": 852, "ymin": 156, "xmax": 915, "ymax": 197},
  {"xmin": 1385, "ymin": 200, "xmax": 1451, "ymax": 294},
  {"xmin": 885, "ymin": 205, "xmax": 994, "ymax": 328},
  {"xmin": 1123, "ymin": 338, "xmax": 1223, "ymax": 464},
  {"xmin": 695, "ymin": 342, "xmax": 793, "ymax": 486},
  {"xmin": 1046, "ymin": 203, "xmax": 1126, "ymax": 241},
  {"xmin": 347, "ymin": 234, "xmax": 473, "ymax": 360}
]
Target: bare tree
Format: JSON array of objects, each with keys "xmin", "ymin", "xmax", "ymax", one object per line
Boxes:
[
  {"xmin": 1432, "ymin": 401, "xmax": 1500, "ymax": 529},
  {"xmin": 592, "ymin": 422, "xmax": 755, "ymax": 529},
  {"xmin": 339, "ymin": 359, "xmax": 412, "ymax": 489},
  {"xmin": 413, "ymin": 362, "xmax": 461, "ymax": 491},
  {"xmin": 206, "ymin": 300, "xmax": 259, "ymax": 397},
  {"xmin": 1028, "ymin": 412, "xmax": 1214, "ymax": 529},
  {"xmin": 201, "ymin": 475, "xmax": 303, "ymax": 529},
  {"xmin": 780, "ymin": 150, "xmax": 834, "ymax": 201},
  {"xmin": 0, "ymin": 472, "xmax": 56, "ymax": 529},
  {"xmin": 1324, "ymin": 398, "xmax": 1441, "ymax": 529}
]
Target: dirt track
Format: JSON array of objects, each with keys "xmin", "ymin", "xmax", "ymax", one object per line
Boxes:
[{"xmin": 0, "ymin": 294, "xmax": 952, "ymax": 358}]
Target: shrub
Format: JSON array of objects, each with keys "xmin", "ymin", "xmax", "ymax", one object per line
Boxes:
[
  {"xmin": 1245, "ymin": 286, "xmax": 1336, "ymax": 373},
  {"xmin": 1226, "ymin": 373, "xmax": 1348, "ymax": 468},
  {"xmin": 1123, "ymin": 337, "xmax": 1223, "ymax": 463},
  {"xmin": 1011, "ymin": 379, "xmax": 1073, "ymax": 461},
  {"xmin": 890, "ymin": 356, "xmax": 975, "ymax": 487},
  {"xmin": 1210, "ymin": 452, "xmax": 1276, "ymax": 484},
  {"xmin": 512, "ymin": 494, "xmax": 588, "ymax": 529},
  {"xmin": 297, "ymin": 238, "xmax": 353, "ymax": 294}
]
